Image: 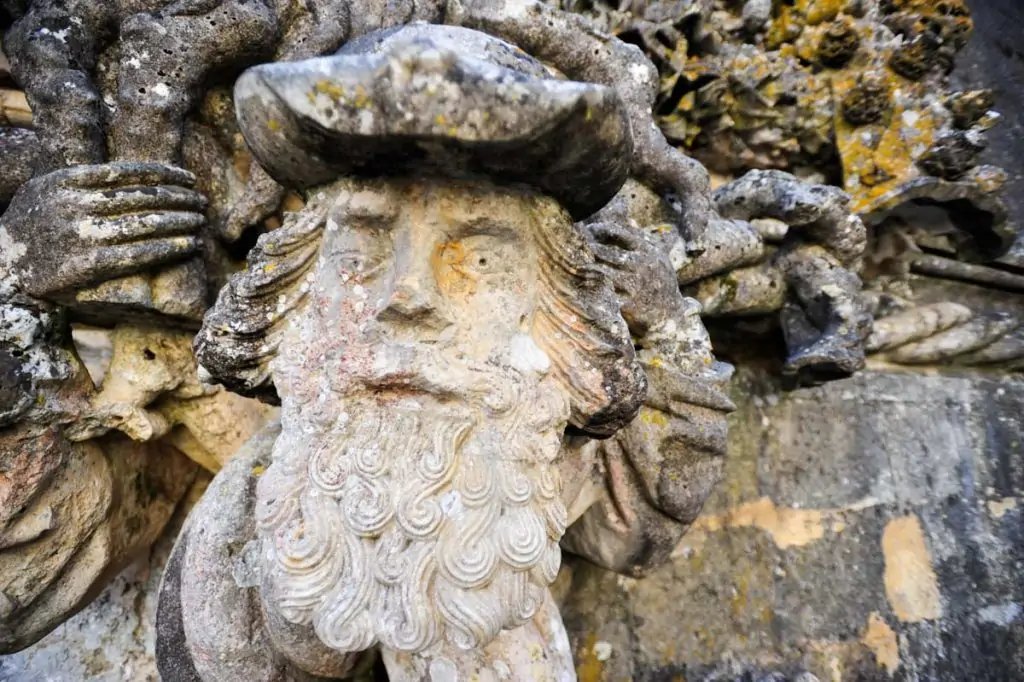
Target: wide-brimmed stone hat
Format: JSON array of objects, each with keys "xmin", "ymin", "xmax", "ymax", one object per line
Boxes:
[{"xmin": 234, "ymin": 24, "xmax": 633, "ymax": 220}]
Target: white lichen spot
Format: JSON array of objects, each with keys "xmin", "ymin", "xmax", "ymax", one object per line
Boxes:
[
  {"xmin": 509, "ymin": 334, "xmax": 550, "ymax": 374},
  {"xmin": 668, "ymin": 237, "xmax": 689, "ymax": 271},
  {"xmin": 593, "ymin": 640, "xmax": 612, "ymax": 661},
  {"xmin": 0, "ymin": 227, "xmax": 27, "ymax": 266},
  {"xmin": 978, "ymin": 602, "xmax": 1021, "ymax": 626},
  {"xmin": 628, "ymin": 62, "xmax": 651, "ymax": 86},
  {"xmin": 501, "ymin": 0, "xmax": 534, "ymax": 20},
  {"xmin": 440, "ymin": 490, "xmax": 464, "ymax": 519},
  {"xmin": 428, "ymin": 657, "xmax": 459, "ymax": 682}
]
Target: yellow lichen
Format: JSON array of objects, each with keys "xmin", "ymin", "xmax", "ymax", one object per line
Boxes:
[
  {"xmin": 576, "ymin": 633, "xmax": 605, "ymax": 682},
  {"xmin": 881, "ymin": 514, "xmax": 942, "ymax": 622},
  {"xmin": 861, "ymin": 612, "xmax": 900, "ymax": 674}
]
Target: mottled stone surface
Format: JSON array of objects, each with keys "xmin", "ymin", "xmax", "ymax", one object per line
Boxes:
[
  {"xmin": 0, "ymin": 477, "xmax": 208, "ymax": 682},
  {"xmin": 950, "ymin": 0, "xmax": 1024, "ymax": 266},
  {"xmin": 9, "ymin": 365, "xmax": 1021, "ymax": 681},
  {"xmin": 561, "ymin": 367, "xmax": 1024, "ymax": 681},
  {"xmin": 2, "ymin": 0, "xmax": 1022, "ymax": 678}
]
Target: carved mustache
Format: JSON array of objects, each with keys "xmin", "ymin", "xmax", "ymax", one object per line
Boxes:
[{"xmin": 324, "ymin": 341, "xmax": 525, "ymax": 414}]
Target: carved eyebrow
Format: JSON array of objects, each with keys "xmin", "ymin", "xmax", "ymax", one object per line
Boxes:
[
  {"xmin": 345, "ymin": 211, "xmax": 397, "ymax": 230},
  {"xmin": 338, "ymin": 188, "xmax": 400, "ymax": 226},
  {"xmin": 454, "ymin": 215, "xmax": 523, "ymax": 241}
]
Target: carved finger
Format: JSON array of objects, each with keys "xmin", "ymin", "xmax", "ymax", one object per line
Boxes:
[
  {"xmin": 588, "ymin": 242, "xmax": 633, "ymax": 268},
  {"xmin": 80, "ymin": 185, "xmax": 208, "ymax": 215},
  {"xmin": 587, "ymin": 222, "xmax": 642, "ymax": 251},
  {"xmin": 60, "ymin": 162, "xmax": 196, "ymax": 190},
  {"xmin": 80, "ymin": 212, "xmax": 206, "ymax": 245},
  {"xmin": 69, "ymin": 237, "xmax": 201, "ymax": 283},
  {"xmin": 713, "ymin": 169, "xmax": 841, "ymax": 225}
]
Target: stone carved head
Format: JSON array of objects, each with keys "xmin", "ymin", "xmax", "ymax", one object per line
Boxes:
[{"xmin": 196, "ymin": 26, "xmax": 646, "ymax": 655}]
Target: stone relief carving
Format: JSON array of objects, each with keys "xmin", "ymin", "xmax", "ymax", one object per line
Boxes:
[
  {"xmin": 0, "ymin": 0, "xmax": 1018, "ymax": 679},
  {"xmin": 163, "ymin": 26, "xmax": 735, "ymax": 679}
]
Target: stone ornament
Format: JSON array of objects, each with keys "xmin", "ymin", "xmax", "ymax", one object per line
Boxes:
[{"xmin": 156, "ymin": 26, "xmax": 732, "ymax": 680}]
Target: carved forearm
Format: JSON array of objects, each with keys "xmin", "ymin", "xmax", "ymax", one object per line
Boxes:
[
  {"xmin": 0, "ymin": 127, "xmax": 41, "ymax": 207},
  {"xmin": 110, "ymin": 1, "xmax": 278, "ymax": 163},
  {"xmin": 562, "ymin": 294, "xmax": 733, "ymax": 575},
  {"xmin": 776, "ymin": 244, "xmax": 872, "ymax": 377},
  {"xmin": 562, "ymin": 356, "xmax": 732, "ymax": 576},
  {"xmin": 4, "ymin": 0, "xmax": 115, "ymax": 168},
  {"xmin": 713, "ymin": 169, "xmax": 866, "ymax": 267}
]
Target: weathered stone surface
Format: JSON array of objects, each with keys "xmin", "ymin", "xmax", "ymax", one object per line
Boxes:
[
  {"xmin": 169, "ymin": 24, "xmax": 736, "ymax": 680},
  {"xmin": 561, "ymin": 368, "xmax": 1024, "ymax": 681},
  {"xmin": 3, "ymin": 0, "xmax": 1022, "ymax": 679},
  {"xmin": 0, "ymin": 477, "xmax": 208, "ymax": 682},
  {"xmin": 235, "ymin": 24, "xmax": 632, "ymax": 221}
]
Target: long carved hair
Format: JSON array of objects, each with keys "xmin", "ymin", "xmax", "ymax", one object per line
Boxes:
[{"xmin": 195, "ymin": 178, "xmax": 645, "ymax": 436}]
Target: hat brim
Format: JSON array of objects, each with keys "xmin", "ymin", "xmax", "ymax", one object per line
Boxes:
[{"xmin": 234, "ymin": 30, "xmax": 633, "ymax": 220}]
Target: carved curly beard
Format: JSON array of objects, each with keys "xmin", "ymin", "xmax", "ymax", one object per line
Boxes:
[{"xmin": 254, "ymin": 353, "xmax": 571, "ymax": 654}]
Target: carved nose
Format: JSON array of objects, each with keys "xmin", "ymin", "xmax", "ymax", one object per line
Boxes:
[
  {"xmin": 379, "ymin": 263, "xmax": 449, "ymax": 328},
  {"xmin": 384, "ymin": 280, "xmax": 435, "ymax": 318}
]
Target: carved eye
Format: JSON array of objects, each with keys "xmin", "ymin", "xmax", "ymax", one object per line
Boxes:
[
  {"xmin": 338, "ymin": 253, "xmax": 368, "ymax": 272},
  {"xmin": 337, "ymin": 251, "xmax": 389, "ymax": 280},
  {"xmin": 330, "ymin": 228, "xmax": 393, "ymax": 281},
  {"xmin": 457, "ymin": 235, "xmax": 505, "ymax": 276}
]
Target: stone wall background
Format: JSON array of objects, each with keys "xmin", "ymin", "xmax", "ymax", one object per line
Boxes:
[
  {"xmin": 951, "ymin": 0, "xmax": 1024, "ymax": 266},
  {"xmin": 560, "ymin": 366, "xmax": 1024, "ymax": 681}
]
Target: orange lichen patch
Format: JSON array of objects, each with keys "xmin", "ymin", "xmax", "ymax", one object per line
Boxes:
[
  {"xmin": 881, "ymin": 515, "xmax": 942, "ymax": 622},
  {"xmin": 885, "ymin": 0, "xmax": 973, "ymax": 46},
  {"xmin": 660, "ymin": 46, "xmax": 832, "ymax": 172},
  {"xmin": 766, "ymin": 0, "xmax": 843, "ymax": 50},
  {"xmin": 433, "ymin": 240, "xmax": 477, "ymax": 296},
  {"xmin": 804, "ymin": 0, "xmax": 843, "ymax": 25},
  {"xmin": 686, "ymin": 496, "xmax": 849, "ymax": 549},
  {"xmin": 313, "ymin": 79, "xmax": 346, "ymax": 100},
  {"xmin": 861, "ymin": 611, "xmax": 900, "ymax": 675}
]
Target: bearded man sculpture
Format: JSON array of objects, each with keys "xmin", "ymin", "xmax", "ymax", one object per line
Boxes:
[{"xmin": 159, "ymin": 24, "xmax": 732, "ymax": 681}]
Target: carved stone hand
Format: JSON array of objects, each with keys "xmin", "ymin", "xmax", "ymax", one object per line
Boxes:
[
  {"xmin": 584, "ymin": 220, "xmax": 688, "ymax": 340},
  {"xmin": 1, "ymin": 162, "xmax": 204, "ymax": 303}
]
